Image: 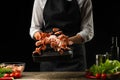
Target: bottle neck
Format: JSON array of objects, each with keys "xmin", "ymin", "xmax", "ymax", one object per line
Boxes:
[{"xmin": 112, "ymin": 36, "xmax": 118, "ymax": 47}]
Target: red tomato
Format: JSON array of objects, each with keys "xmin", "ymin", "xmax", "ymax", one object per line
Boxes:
[
  {"xmin": 101, "ymin": 73, "xmax": 107, "ymax": 80},
  {"xmin": 95, "ymin": 73, "xmax": 101, "ymax": 79},
  {"xmin": 3, "ymin": 73, "xmax": 10, "ymax": 77},
  {"xmin": 10, "ymin": 73, "xmax": 15, "ymax": 77},
  {"xmin": 14, "ymin": 72, "xmax": 21, "ymax": 78}
]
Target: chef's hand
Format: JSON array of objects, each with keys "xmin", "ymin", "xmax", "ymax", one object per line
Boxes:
[
  {"xmin": 68, "ymin": 34, "xmax": 84, "ymax": 44},
  {"xmin": 33, "ymin": 31, "xmax": 41, "ymax": 40}
]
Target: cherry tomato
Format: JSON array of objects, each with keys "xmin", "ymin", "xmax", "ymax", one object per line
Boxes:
[
  {"xmin": 10, "ymin": 73, "xmax": 15, "ymax": 77},
  {"xmin": 14, "ymin": 72, "xmax": 21, "ymax": 78},
  {"xmin": 95, "ymin": 73, "xmax": 101, "ymax": 79},
  {"xmin": 101, "ymin": 73, "xmax": 107, "ymax": 80},
  {"xmin": 3, "ymin": 73, "xmax": 10, "ymax": 77}
]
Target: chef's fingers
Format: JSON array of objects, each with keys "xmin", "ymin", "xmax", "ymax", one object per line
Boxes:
[
  {"xmin": 34, "ymin": 32, "xmax": 41, "ymax": 40},
  {"xmin": 68, "ymin": 34, "xmax": 84, "ymax": 44}
]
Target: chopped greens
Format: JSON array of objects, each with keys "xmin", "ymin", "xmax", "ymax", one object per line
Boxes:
[
  {"xmin": 0, "ymin": 67, "xmax": 13, "ymax": 78},
  {"xmin": 89, "ymin": 59, "xmax": 120, "ymax": 76},
  {"xmin": 0, "ymin": 68, "xmax": 13, "ymax": 74}
]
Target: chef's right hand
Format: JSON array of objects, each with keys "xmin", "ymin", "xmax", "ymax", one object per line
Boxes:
[
  {"xmin": 68, "ymin": 34, "xmax": 84, "ymax": 44},
  {"xmin": 34, "ymin": 31, "xmax": 41, "ymax": 40}
]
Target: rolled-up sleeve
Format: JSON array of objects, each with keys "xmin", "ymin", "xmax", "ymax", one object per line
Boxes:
[
  {"xmin": 29, "ymin": 0, "xmax": 44, "ymax": 39},
  {"xmin": 77, "ymin": 0, "xmax": 94, "ymax": 43}
]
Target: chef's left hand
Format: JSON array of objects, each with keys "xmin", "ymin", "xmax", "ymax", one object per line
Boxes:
[{"xmin": 68, "ymin": 34, "xmax": 84, "ymax": 44}]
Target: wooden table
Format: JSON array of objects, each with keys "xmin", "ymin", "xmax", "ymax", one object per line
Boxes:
[{"xmin": 16, "ymin": 72, "xmax": 94, "ymax": 80}]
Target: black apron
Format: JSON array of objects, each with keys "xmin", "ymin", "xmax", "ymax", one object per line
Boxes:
[{"xmin": 40, "ymin": 0, "xmax": 86, "ymax": 71}]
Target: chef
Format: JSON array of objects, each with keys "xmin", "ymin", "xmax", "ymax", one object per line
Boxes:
[{"xmin": 29, "ymin": 0, "xmax": 94, "ymax": 71}]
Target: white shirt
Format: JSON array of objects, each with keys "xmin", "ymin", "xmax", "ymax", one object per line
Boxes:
[{"xmin": 29, "ymin": 0, "xmax": 94, "ymax": 43}]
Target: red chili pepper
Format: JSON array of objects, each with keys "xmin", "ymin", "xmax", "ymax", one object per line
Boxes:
[
  {"xmin": 0, "ymin": 77, "xmax": 14, "ymax": 80},
  {"xmin": 86, "ymin": 75, "xmax": 96, "ymax": 79}
]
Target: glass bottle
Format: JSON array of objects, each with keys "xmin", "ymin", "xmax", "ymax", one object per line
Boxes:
[{"xmin": 110, "ymin": 36, "xmax": 119, "ymax": 60}]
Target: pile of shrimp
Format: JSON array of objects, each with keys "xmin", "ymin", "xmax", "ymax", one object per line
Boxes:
[{"xmin": 33, "ymin": 28, "xmax": 73, "ymax": 55}]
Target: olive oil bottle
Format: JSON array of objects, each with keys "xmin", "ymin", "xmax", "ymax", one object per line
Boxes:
[{"xmin": 110, "ymin": 36, "xmax": 119, "ymax": 60}]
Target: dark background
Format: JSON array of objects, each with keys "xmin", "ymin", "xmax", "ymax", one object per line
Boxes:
[{"xmin": 0, "ymin": 0, "xmax": 120, "ymax": 71}]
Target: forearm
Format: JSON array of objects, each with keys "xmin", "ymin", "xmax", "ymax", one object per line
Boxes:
[
  {"xmin": 29, "ymin": 0, "xmax": 44, "ymax": 39},
  {"xmin": 78, "ymin": 0, "xmax": 94, "ymax": 43}
]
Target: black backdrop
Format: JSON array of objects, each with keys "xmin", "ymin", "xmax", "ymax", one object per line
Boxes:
[{"xmin": 0, "ymin": 0, "xmax": 120, "ymax": 71}]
